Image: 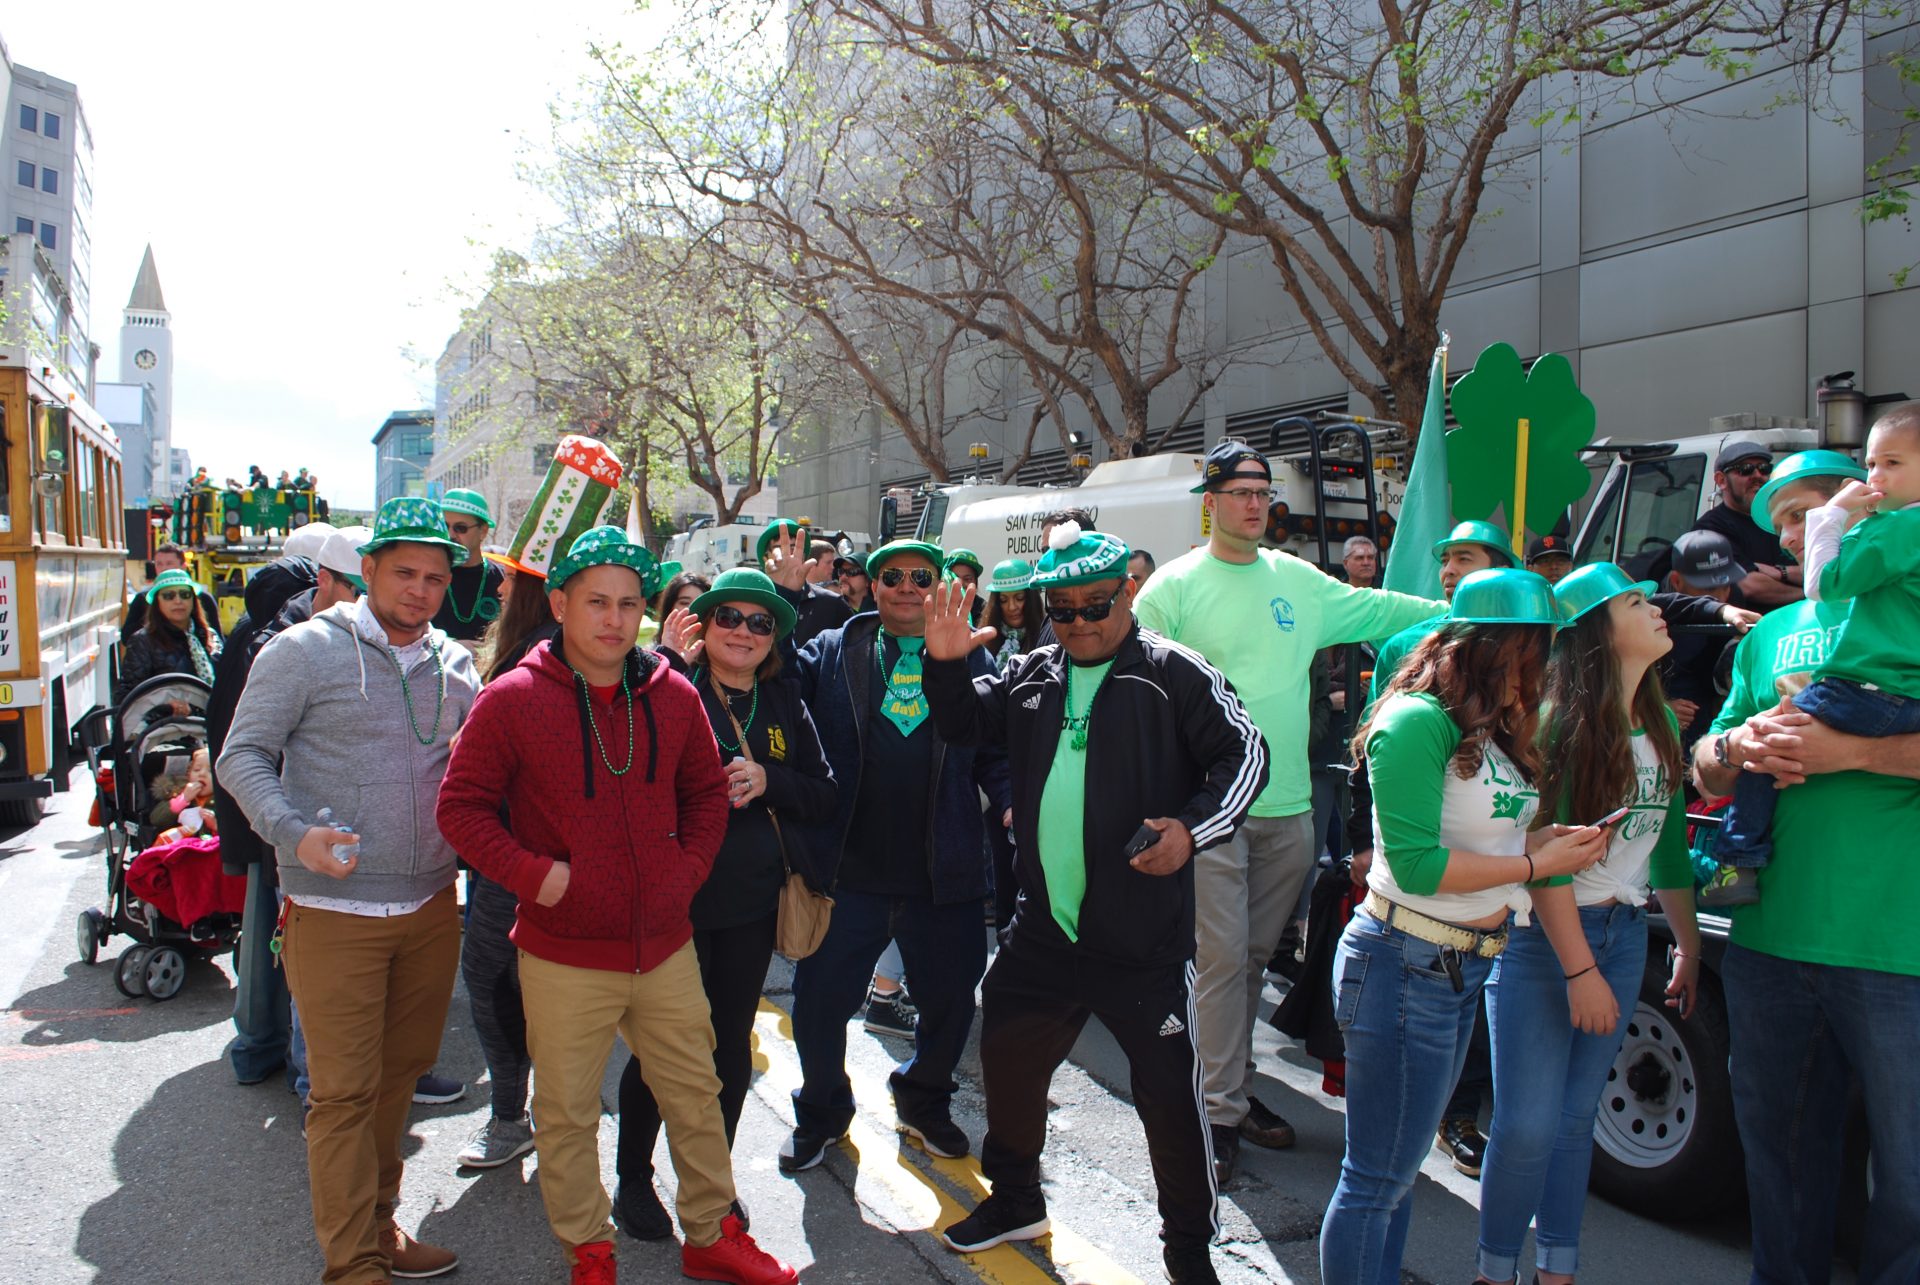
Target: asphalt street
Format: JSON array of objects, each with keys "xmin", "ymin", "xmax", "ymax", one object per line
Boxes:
[{"xmin": 0, "ymin": 769, "xmax": 1776, "ymax": 1284}]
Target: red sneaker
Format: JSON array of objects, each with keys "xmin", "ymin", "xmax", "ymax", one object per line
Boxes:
[
  {"xmin": 570, "ymin": 1239, "xmax": 616, "ymax": 1285},
  {"xmin": 681, "ymin": 1214, "xmax": 798, "ymax": 1284}
]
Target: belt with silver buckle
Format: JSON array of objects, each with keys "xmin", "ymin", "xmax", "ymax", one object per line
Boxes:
[{"xmin": 1362, "ymin": 891, "xmax": 1508, "ymax": 959}]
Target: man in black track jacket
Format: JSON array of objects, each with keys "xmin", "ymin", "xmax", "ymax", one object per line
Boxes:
[{"xmin": 918, "ymin": 522, "xmax": 1267, "ymax": 1285}]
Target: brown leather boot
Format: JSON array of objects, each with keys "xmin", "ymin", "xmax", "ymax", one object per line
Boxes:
[{"xmin": 380, "ymin": 1223, "xmax": 458, "ymax": 1279}]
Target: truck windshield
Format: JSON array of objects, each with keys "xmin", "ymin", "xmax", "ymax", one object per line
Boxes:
[
  {"xmin": 915, "ymin": 492, "xmax": 948, "ymax": 543},
  {"xmin": 1579, "ymin": 454, "xmax": 1708, "ymax": 575}
]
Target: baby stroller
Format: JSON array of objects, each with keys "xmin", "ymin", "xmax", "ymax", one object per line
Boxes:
[{"xmin": 75, "ymin": 674, "xmax": 244, "ymax": 1001}]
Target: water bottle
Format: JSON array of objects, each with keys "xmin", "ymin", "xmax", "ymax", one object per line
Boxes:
[{"xmin": 315, "ymin": 807, "xmax": 360, "ymax": 866}]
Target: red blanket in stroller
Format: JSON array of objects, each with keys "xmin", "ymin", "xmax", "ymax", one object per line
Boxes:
[{"xmin": 126, "ymin": 835, "xmax": 247, "ymax": 929}]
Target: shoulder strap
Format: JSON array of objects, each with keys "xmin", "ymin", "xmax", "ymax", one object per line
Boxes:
[{"xmin": 707, "ymin": 672, "xmax": 792, "ymax": 877}]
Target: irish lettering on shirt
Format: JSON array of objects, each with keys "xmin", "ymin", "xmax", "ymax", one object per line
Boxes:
[
  {"xmin": 1772, "ymin": 622, "xmax": 1841, "ymax": 673},
  {"xmin": 1481, "ymin": 748, "xmax": 1539, "ymax": 826},
  {"xmin": 1616, "ymin": 759, "xmax": 1674, "ymax": 845}
]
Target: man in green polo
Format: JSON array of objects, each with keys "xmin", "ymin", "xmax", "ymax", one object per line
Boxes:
[
  {"xmin": 1692, "ymin": 444, "xmax": 1920, "ymax": 1284},
  {"xmin": 434, "ymin": 488, "xmax": 505, "ymax": 642}
]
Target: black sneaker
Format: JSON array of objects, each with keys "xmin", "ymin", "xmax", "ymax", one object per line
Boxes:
[
  {"xmin": 1239, "ymin": 1095, "xmax": 1297, "ymax": 1150},
  {"xmin": 864, "ymin": 987, "xmax": 919, "ymax": 1037},
  {"xmin": 898, "ymin": 1107, "xmax": 970, "ymax": 1159},
  {"xmin": 778, "ymin": 1127, "xmax": 834, "ymax": 1173},
  {"xmin": 730, "ymin": 1195, "xmax": 750, "ymax": 1233},
  {"xmin": 1164, "ymin": 1243, "xmax": 1222, "ymax": 1284},
  {"xmin": 1209, "ymin": 1123, "xmax": 1239, "ymax": 1187},
  {"xmin": 940, "ymin": 1192, "xmax": 1050, "ymax": 1252},
  {"xmin": 611, "ymin": 1176, "xmax": 673, "ymax": 1240},
  {"xmin": 1436, "ymin": 1117, "xmax": 1486, "ymax": 1178}
]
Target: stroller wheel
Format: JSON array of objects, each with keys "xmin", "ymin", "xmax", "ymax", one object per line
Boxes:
[
  {"xmin": 143, "ymin": 947, "xmax": 187, "ymax": 1001},
  {"xmin": 115, "ymin": 945, "xmax": 153, "ymax": 998},
  {"xmin": 76, "ymin": 908, "xmax": 105, "ymax": 965}
]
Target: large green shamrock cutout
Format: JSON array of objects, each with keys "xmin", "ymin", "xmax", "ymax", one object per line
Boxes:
[{"xmin": 1446, "ymin": 343, "xmax": 1596, "ymax": 542}]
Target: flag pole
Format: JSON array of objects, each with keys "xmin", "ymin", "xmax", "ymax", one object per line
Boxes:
[{"xmin": 1512, "ymin": 416, "xmax": 1530, "ymax": 558}]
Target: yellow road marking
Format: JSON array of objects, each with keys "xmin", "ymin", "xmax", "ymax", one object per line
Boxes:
[{"xmin": 754, "ymin": 1000, "xmax": 1145, "ymax": 1285}]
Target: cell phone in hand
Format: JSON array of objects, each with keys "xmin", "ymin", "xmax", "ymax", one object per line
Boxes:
[
  {"xmin": 1594, "ymin": 805, "xmax": 1631, "ymax": 828},
  {"xmin": 1124, "ymin": 825, "xmax": 1159, "ymax": 860}
]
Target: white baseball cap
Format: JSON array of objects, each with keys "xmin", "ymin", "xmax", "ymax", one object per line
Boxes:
[
  {"xmin": 282, "ymin": 521, "xmax": 335, "ymax": 560},
  {"xmin": 319, "ymin": 526, "xmax": 374, "ymax": 591}
]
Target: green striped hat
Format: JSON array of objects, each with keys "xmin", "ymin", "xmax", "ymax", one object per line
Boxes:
[{"xmin": 501, "ymin": 436, "xmax": 626, "ymax": 579}]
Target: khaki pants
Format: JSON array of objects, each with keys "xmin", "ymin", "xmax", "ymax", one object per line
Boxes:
[
  {"xmin": 283, "ymin": 888, "xmax": 461, "ymax": 1285},
  {"xmin": 519, "ymin": 942, "xmax": 736, "ymax": 1252}
]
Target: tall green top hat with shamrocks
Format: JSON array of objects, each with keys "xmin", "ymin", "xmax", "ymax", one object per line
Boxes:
[{"xmin": 495, "ymin": 437, "xmax": 626, "ymax": 580}]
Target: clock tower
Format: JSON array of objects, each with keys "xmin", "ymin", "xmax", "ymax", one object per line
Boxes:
[{"xmin": 118, "ymin": 246, "xmax": 175, "ymax": 490}]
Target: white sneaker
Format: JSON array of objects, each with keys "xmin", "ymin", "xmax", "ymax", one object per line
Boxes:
[{"xmin": 457, "ymin": 1115, "xmax": 535, "ymax": 1169}]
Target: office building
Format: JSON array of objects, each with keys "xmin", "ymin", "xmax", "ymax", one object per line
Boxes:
[
  {"xmin": 1, "ymin": 41, "xmax": 93, "ymax": 375},
  {"xmin": 373, "ymin": 408, "xmax": 434, "ymax": 507}
]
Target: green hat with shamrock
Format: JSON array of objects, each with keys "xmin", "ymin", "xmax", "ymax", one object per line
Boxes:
[
  {"xmin": 146, "ymin": 568, "xmax": 199, "ymax": 603},
  {"xmin": 944, "ymin": 548, "xmax": 985, "ymax": 578},
  {"xmin": 1033, "ymin": 520, "xmax": 1131, "ymax": 588},
  {"xmin": 356, "ymin": 497, "xmax": 467, "ymax": 562},
  {"xmin": 548, "ymin": 526, "xmax": 662, "ymax": 593},
  {"xmin": 689, "ymin": 567, "xmax": 798, "ymax": 640},
  {"xmin": 755, "ymin": 518, "xmax": 808, "ymax": 563},
  {"xmin": 440, "ymin": 488, "xmax": 493, "ymax": 526}
]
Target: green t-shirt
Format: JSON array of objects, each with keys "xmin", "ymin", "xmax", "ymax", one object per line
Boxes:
[
  {"xmin": 1036, "ymin": 657, "xmax": 1115, "ymax": 940},
  {"xmin": 1709, "ymin": 598, "xmax": 1920, "ymax": 976},
  {"xmin": 1367, "ymin": 614, "xmax": 1447, "ymax": 709},
  {"xmin": 1814, "ymin": 505, "xmax": 1920, "ymax": 693},
  {"xmin": 1134, "ymin": 548, "xmax": 1442, "ymax": 817}
]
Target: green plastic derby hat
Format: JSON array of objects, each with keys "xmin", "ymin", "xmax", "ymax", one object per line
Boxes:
[
  {"xmin": 943, "ymin": 548, "xmax": 985, "ymax": 578},
  {"xmin": 1752, "ymin": 449, "xmax": 1869, "ymax": 534},
  {"xmin": 754, "ymin": 518, "xmax": 807, "ymax": 563},
  {"xmin": 1552, "ymin": 562, "xmax": 1658, "ymax": 626},
  {"xmin": 864, "ymin": 539, "xmax": 945, "ymax": 577},
  {"xmin": 689, "ymin": 567, "xmax": 797, "ymax": 640},
  {"xmin": 1448, "ymin": 568, "xmax": 1559, "ymax": 626},
  {"xmin": 357, "ymin": 497, "xmax": 469, "ymax": 562},
  {"xmin": 1432, "ymin": 519, "xmax": 1517, "ymax": 567},
  {"xmin": 440, "ymin": 488, "xmax": 494, "ymax": 527},
  {"xmin": 987, "ymin": 557, "xmax": 1034, "ymax": 594}
]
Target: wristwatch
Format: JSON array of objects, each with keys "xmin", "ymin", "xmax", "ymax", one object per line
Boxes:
[{"xmin": 1713, "ymin": 733, "xmax": 1734, "ymax": 769}]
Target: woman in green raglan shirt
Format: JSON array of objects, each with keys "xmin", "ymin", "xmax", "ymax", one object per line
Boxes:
[
  {"xmin": 1474, "ymin": 564, "xmax": 1704, "ymax": 1285},
  {"xmin": 1321, "ymin": 569, "xmax": 1608, "ymax": 1285}
]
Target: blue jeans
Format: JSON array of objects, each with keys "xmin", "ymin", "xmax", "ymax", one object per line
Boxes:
[
  {"xmin": 228, "ymin": 864, "xmax": 292, "ymax": 1083},
  {"xmin": 1723, "ymin": 944, "xmax": 1920, "ymax": 1285},
  {"xmin": 1320, "ymin": 911, "xmax": 1494, "ymax": 1285},
  {"xmin": 1478, "ymin": 903, "xmax": 1646, "ymax": 1281},
  {"xmin": 1720, "ymin": 679, "xmax": 1920, "ymax": 867},
  {"xmin": 789, "ymin": 889, "xmax": 987, "ymax": 1138}
]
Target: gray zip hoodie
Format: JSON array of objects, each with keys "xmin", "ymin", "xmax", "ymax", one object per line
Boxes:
[{"xmin": 217, "ymin": 601, "xmax": 481, "ymax": 904}]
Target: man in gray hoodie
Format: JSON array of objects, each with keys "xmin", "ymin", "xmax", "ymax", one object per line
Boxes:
[{"xmin": 220, "ymin": 497, "xmax": 480, "ymax": 1285}]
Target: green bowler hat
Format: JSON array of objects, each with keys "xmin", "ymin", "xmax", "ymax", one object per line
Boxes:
[
  {"xmin": 1552, "ymin": 562, "xmax": 1658, "ymax": 626},
  {"xmin": 440, "ymin": 488, "xmax": 493, "ymax": 526},
  {"xmin": 357, "ymin": 497, "xmax": 468, "ymax": 561},
  {"xmin": 548, "ymin": 525, "xmax": 659, "ymax": 592},
  {"xmin": 987, "ymin": 557, "xmax": 1034, "ymax": 594},
  {"xmin": 866, "ymin": 539, "xmax": 945, "ymax": 576},
  {"xmin": 1752, "ymin": 449, "xmax": 1868, "ymax": 534},
  {"xmin": 943, "ymin": 548, "xmax": 985, "ymax": 578},
  {"xmin": 146, "ymin": 568, "xmax": 198, "ymax": 603},
  {"xmin": 1431, "ymin": 519, "xmax": 1516, "ymax": 566},
  {"xmin": 755, "ymin": 518, "xmax": 807, "ymax": 563},
  {"xmin": 1034, "ymin": 522, "xmax": 1131, "ymax": 588},
  {"xmin": 689, "ymin": 567, "xmax": 798, "ymax": 640},
  {"xmin": 1448, "ymin": 568, "xmax": 1559, "ymax": 626}
]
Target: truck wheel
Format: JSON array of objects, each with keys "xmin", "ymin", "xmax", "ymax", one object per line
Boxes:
[
  {"xmin": 0, "ymin": 796, "xmax": 45, "ymax": 828},
  {"xmin": 1589, "ymin": 956, "xmax": 1744, "ymax": 1218}
]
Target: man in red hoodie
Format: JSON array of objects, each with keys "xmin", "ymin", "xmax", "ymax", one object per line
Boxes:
[{"xmin": 437, "ymin": 527, "xmax": 798, "ymax": 1285}]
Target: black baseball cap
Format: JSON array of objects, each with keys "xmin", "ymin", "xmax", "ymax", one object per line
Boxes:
[
  {"xmin": 1524, "ymin": 534, "xmax": 1572, "ymax": 565},
  {"xmin": 1671, "ymin": 530, "xmax": 1748, "ymax": 588},
  {"xmin": 1191, "ymin": 440, "xmax": 1273, "ymax": 494},
  {"xmin": 1715, "ymin": 439, "xmax": 1771, "ymax": 471}
]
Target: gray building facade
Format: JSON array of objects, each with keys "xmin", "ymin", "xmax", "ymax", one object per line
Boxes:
[
  {"xmin": 373, "ymin": 409, "xmax": 434, "ymax": 508},
  {"xmin": 1, "ymin": 45, "xmax": 92, "ymax": 372},
  {"xmin": 777, "ymin": 16, "xmax": 1920, "ymax": 531}
]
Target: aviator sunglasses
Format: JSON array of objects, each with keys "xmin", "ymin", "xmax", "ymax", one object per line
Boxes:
[
  {"xmin": 1044, "ymin": 585, "xmax": 1125, "ymax": 624},
  {"xmin": 878, "ymin": 566, "xmax": 937, "ymax": 590},
  {"xmin": 709, "ymin": 605, "xmax": 776, "ymax": 637}
]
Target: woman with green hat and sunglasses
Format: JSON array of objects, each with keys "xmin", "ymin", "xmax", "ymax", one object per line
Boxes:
[
  {"xmin": 616, "ymin": 569, "xmax": 835, "ymax": 1240},
  {"xmin": 1473, "ymin": 563, "xmax": 1702, "ymax": 1285},
  {"xmin": 123, "ymin": 569, "xmax": 222, "ymax": 694},
  {"xmin": 1323, "ymin": 569, "xmax": 1609, "ymax": 1285},
  {"xmin": 980, "ymin": 558, "xmax": 1046, "ymax": 671}
]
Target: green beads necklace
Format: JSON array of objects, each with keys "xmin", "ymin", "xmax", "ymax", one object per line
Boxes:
[
  {"xmin": 391, "ymin": 643, "xmax": 448, "ymax": 747},
  {"xmin": 447, "ymin": 564, "xmax": 499, "ymax": 624},
  {"xmin": 1062, "ymin": 661, "xmax": 1097, "ymax": 752},
  {"xmin": 577, "ymin": 669, "xmax": 637, "ymax": 776},
  {"xmin": 698, "ymin": 666, "xmax": 759, "ymax": 755}
]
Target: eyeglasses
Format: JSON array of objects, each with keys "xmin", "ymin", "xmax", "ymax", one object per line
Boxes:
[
  {"xmin": 447, "ymin": 521, "xmax": 481, "ymax": 536},
  {"xmin": 155, "ymin": 590, "xmax": 194, "ymax": 603},
  {"xmin": 709, "ymin": 605, "xmax": 776, "ymax": 637},
  {"xmin": 878, "ymin": 567, "xmax": 936, "ymax": 589},
  {"xmin": 1215, "ymin": 486, "xmax": 1274, "ymax": 504},
  {"xmin": 1044, "ymin": 586, "xmax": 1125, "ymax": 623},
  {"xmin": 1724, "ymin": 460, "xmax": 1772, "ymax": 479}
]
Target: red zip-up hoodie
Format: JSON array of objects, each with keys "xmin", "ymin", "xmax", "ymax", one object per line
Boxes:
[{"xmin": 437, "ymin": 639, "xmax": 728, "ymax": 974}]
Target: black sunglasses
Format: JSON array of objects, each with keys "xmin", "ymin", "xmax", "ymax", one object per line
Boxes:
[
  {"xmin": 155, "ymin": 590, "xmax": 195, "ymax": 603},
  {"xmin": 1725, "ymin": 460, "xmax": 1772, "ymax": 479},
  {"xmin": 878, "ymin": 567, "xmax": 936, "ymax": 589},
  {"xmin": 1044, "ymin": 586, "xmax": 1125, "ymax": 624},
  {"xmin": 709, "ymin": 605, "xmax": 776, "ymax": 637}
]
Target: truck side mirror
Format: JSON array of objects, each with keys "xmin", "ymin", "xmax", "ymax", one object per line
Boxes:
[{"xmin": 879, "ymin": 495, "xmax": 898, "ymax": 543}]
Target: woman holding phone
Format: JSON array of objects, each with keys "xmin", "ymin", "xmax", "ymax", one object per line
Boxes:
[
  {"xmin": 1474, "ymin": 563, "xmax": 1703, "ymax": 1285},
  {"xmin": 1322, "ymin": 569, "xmax": 1609, "ymax": 1285}
]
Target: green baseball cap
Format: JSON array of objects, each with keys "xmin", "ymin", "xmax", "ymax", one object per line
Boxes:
[
  {"xmin": 1432, "ymin": 520, "xmax": 1516, "ymax": 566},
  {"xmin": 865, "ymin": 539, "xmax": 945, "ymax": 576},
  {"xmin": 548, "ymin": 526, "xmax": 659, "ymax": 592},
  {"xmin": 689, "ymin": 567, "xmax": 797, "ymax": 640},
  {"xmin": 146, "ymin": 568, "xmax": 199, "ymax": 603},
  {"xmin": 987, "ymin": 558, "xmax": 1034, "ymax": 593},
  {"xmin": 357, "ymin": 498, "xmax": 467, "ymax": 562},
  {"xmin": 754, "ymin": 518, "xmax": 807, "ymax": 563},
  {"xmin": 1448, "ymin": 568, "xmax": 1559, "ymax": 626},
  {"xmin": 1752, "ymin": 449, "xmax": 1868, "ymax": 534},
  {"xmin": 1552, "ymin": 562, "xmax": 1658, "ymax": 626},
  {"xmin": 944, "ymin": 548, "xmax": 985, "ymax": 577},
  {"xmin": 440, "ymin": 488, "xmax": 493, "ymax": 526}
]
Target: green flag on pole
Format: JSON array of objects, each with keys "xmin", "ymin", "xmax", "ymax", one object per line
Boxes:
[{"xmin": 1382, "ymin": 336, "xmax": 1451, "ymax": 601}]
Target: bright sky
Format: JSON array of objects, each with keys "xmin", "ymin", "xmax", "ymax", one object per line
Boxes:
[{"xmin": 4, "ymin": 0, "xmax": 659, "ymax": 510}]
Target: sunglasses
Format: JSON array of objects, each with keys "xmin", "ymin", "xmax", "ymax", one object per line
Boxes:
[
  {"xmin": 1044, "ymin": 586, "xmax": 1125, "ymax": 623},
  {"xmin": 709, "ymin": 605, "xmax": 776, "ymax": 637},
  {"xmin": 878, "ymin": 567, "xmax": 936, "ymax": 589},
  {"xmin": 155, "ymin": 590, "xmax": 195, "ymax": 603},
  {"xmin": 447, "ymin": 521, "xmax": 481, "ymax": 536},
  {"xmin": 1724, "ymin": 460, "xmax": 1772, "ymax": 479}
]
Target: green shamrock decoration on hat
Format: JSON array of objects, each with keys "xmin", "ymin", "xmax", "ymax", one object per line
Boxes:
[{"xmin": 1446, "ymin": 343, "xmax": 1596, "ymax": 550}]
